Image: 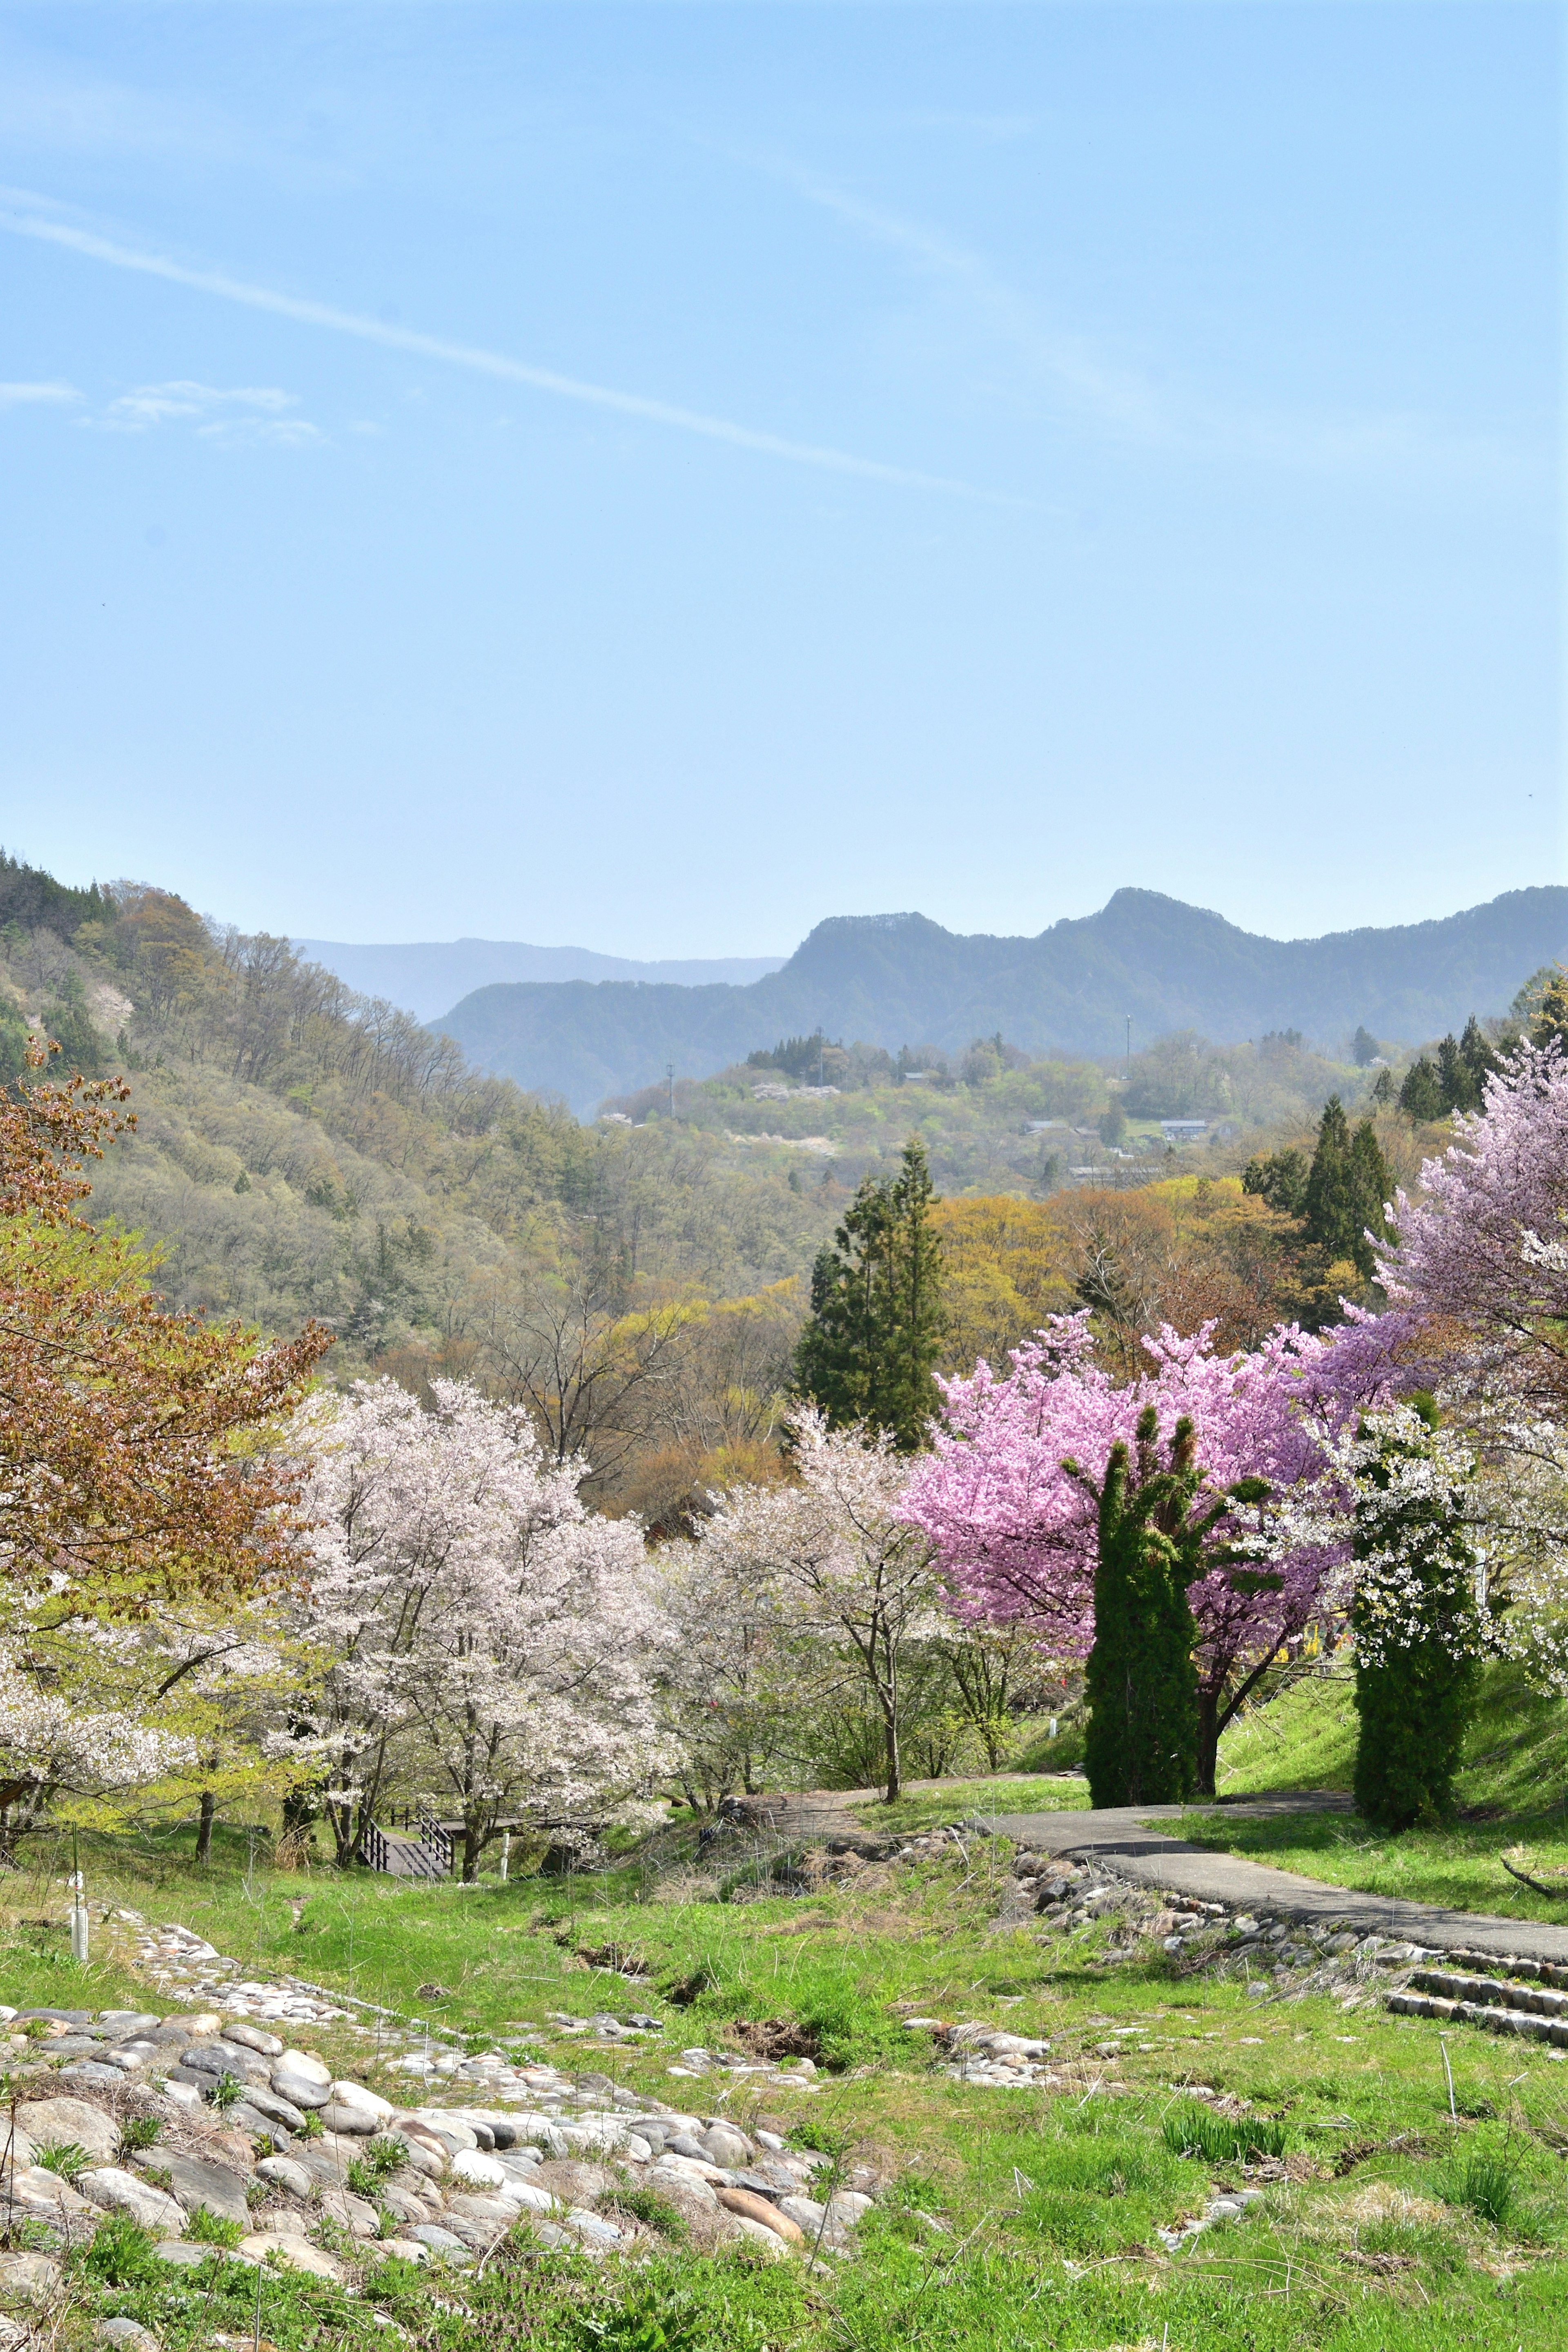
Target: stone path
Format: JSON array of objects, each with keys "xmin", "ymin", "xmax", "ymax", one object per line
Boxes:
[{"xmin": 978, "ymin": 1795, "xmax": 1568, "ymax": 1967}]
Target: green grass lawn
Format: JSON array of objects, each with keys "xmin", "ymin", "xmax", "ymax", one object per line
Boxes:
[
  {"xmin": 7, "ymin": 1812, "xmax": 1568, "ymax": 2349},
  {"xmin": 843, "ymin": 1774, "xmax": 1093, "ymax": 1835},
  {"xmin": 1182, "ymin": 1659, "xmax": 1568, "ymax": 1920}
]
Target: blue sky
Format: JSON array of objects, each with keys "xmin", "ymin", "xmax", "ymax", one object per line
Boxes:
[{"xmin": 1, "ymin": 2, "xmax": 1559, "ymax": 959}]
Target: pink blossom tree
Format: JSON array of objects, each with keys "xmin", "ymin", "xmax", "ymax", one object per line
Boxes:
[{"xmin": 905, "ymin": 1310, "xmax": 1402, "ymax": 1795}]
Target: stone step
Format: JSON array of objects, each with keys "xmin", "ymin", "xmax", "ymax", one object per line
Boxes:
[
  {"xmin": 1411, "ymin": 1968, "xmax": 1568, "ymax": 2020},
  {"xmin": 1386, "ymin": 1989, "xmax": 1568, "ymax": 2047},
  {"xmin": 1435, "ymin": 1948, "xmax": 1568, "ymax": 1991}
]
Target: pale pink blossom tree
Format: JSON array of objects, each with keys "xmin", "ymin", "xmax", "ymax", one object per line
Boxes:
[
  {"xmin": 905, "ymin": 1310, "xmax": 1403, "ymax": 1794},
  {"xmin": 1378, "ymin": 1039, "xmax": 1568, "ymax": 1682},
  {"xmin": 1379, "ymin": 1038, "xmax": 1568, "ymax": 1421}
]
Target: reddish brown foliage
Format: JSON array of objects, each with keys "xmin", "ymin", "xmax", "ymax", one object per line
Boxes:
[{"xmin": 1, "ymin": 1045, "xmax": 331, "ymax": 1610}]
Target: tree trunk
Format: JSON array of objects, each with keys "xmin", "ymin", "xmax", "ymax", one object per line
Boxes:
[
  {"xmin": 1195, "ymin": 1690, "xmax": 1220, "ymax": 1802},
  {"xmin": 883, "ymin": 1706, "xmax": 901, "ymax": 1802},
  {"xmin": 196, "ymin": 1788, "xmax": 216, "ymax": 1865}
]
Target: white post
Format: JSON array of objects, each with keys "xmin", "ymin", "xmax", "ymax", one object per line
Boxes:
[
  {"xmin": 499, "ymin": 1831, "xmax": 510, "ymax": 1884},
  {"xmin": 1049, "ymin": 1717, "xmax": 1058, "ymax": 1742},
  {"xmin": 69, "ymin": 1872, "xmax": 89, "ymax": 1963}
]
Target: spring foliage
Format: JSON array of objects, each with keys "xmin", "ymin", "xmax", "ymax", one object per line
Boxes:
[{"xmin": 0, "ymin": 1044, "xmax": 329, "ymax": 1613}]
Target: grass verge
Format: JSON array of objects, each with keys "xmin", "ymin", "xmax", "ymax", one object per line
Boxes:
[{"xmin": 5, "ymin": 1815, "xmax": 1568, "ymax": 2347}]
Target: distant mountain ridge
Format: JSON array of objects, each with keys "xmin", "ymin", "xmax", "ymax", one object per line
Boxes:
[
  {"xmin": 434, "ymin": 886, "xmax": 1568, "ymax": 1115},
  {"xmin": 294, "ymin": 936, "xmax": 786, "ymax": 1021}
]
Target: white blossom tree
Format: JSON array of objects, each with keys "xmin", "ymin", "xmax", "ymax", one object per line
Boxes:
[
  {"xmin": 0, "ymin": 1644, "xmax": 197, "ymax": 1854},
  {"xmin": 653, "ymin": 1535, "xmax": 798, "ymax": 1808},
  {"xmin": 297, "ymin": 1379, "xmax": 671, "ymax": 1877},
  {"xmin": 691, "ymin": 1410, "xmax": 943, "ymax": 1801}
]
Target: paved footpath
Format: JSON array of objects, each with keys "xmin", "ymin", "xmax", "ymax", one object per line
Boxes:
[{"xmin": 978, "ymin": 1792, "xmax": 1568, "ymax": 1967}]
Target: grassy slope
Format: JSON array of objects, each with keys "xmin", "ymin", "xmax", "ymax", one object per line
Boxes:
[
  {"xmin": 1183, "ymin": 1661, "xmax": 1568, "ymax": 1922},
  {"xmin": 6, "ymin": 1822, "xmax": 1568, "ymax": 2349},
  {"xmin": 842, "ymin": 1775, "xmax": 1093, "ymax": 1836}
]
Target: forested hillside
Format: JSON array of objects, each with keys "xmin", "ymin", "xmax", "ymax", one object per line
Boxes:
[
  {"xmin": 0, "ymin": 856, "xmax": 829, "ymax": 1523},
  {"xmin": 439, "ymin": 884, "xmax": 1568, "ymax": 1110},
  {"xmin": 1, "ymin": 851, "xmax": 1524, "ymax": 1528}
]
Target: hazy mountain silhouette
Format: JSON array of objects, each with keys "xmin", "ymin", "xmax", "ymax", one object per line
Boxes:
[
  {"xmin": 434, "ymin": 886, "xmax": 1568, "ymax": 1114},
  {"xmin": 294, "ymin": 937, "xmax": 786, "ymax": 1022}
]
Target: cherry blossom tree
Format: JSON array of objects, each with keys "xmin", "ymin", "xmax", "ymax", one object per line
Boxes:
[
  {"xmin": 1339, "ymin": 1403, "xmax": 1488, "ymax": 1828},
  {"xmin": 0, "ymin": 1644, "xmax": 197, "ymax": 1855},
  {"xmin": 905, "ymin": 1311, "xmax": 1403, "ymax": 1795},
  {"xmin": 1376, "ymin": 1039, "xmax": 1568, "ymax": 1685},
  {"xmin": 1379, "ymin": 1038, "xmax": 1568, "ymax": 1420},
  {"xmin": 691, "ymin": 1410, "xmax": 944, "ymax": 1800},
  {"xmin": 653, "ymin": 1537, "xmax": 798, "ymax": 1809},
  {"xmin": 296, "ymin": 1379, "xmax": 670, "ymax": 1877}
]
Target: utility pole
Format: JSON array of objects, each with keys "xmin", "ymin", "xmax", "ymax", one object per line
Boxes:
[
  {"xmin": 666, "ymin": 1063, "xmax": 675, "ymax": 1118},
  {"xmin": 1125, "ymin": 1016, "xmax": 1131, "ymax": 1075}
]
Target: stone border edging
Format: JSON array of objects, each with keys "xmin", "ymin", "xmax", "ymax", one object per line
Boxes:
[{"xmin": 977, "ymin": 1802, "xmax": 1568, "ymax": 1968}]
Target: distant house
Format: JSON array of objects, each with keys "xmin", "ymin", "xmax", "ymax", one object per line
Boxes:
[{"xmin": 1160, "ymin": 1119, "xmax": 1208, "ymax": 1143}]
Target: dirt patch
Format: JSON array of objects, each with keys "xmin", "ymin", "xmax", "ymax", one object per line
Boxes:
[
  {"xmin": 575, "ymin": 1942, "xmax": 648, "ymax": 1976},
  {"xmin": 727, "ymin": 2018, "xmax": 822, "ymax": 2064}
]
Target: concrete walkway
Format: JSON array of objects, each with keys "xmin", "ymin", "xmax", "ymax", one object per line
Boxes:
[{"xmin": 978, "ymin": 1795, "xmax": 1568, "ymax": 1967}]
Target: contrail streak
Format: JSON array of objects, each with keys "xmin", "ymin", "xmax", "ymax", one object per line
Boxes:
[{"xmin": 0, "ymin": 201, "xmax": 996, "ymax": 498}]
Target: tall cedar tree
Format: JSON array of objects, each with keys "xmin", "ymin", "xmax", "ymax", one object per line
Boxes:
[
  {"xmin": 1070, "ymin": 1410, "xmax": 1271, "ymax": 1808},
  {"xmin": 792, "ymin": 1138, "xmax": 946, "ymax": 1450},
  {"xmin": 1352, "ymin": 1401, "xmax": 1483, "ymax": 1829},
  {"xmin": 1401, "ymin": 1018, "xmax": 1500, "ymax": 1121},
  {"xmin": 1301, "ymin": 1096, "xmax": 1391, "ymax": 1279}
]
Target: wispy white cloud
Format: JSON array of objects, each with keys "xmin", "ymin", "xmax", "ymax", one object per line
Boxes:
[
  {"xmin": 95, "ymin": 379, "xmax": 318, "ymax": 444},
  {"xmin": 0, "ymin": 378, "xmax": 79, "ymax": 409},
  {"xmin": 0, "ymin": 193, "xmax": 1004, "ymax": 501},
  {"xmin": 763, "ymin": 157, "xmax": 1526, "ymax": 489}
]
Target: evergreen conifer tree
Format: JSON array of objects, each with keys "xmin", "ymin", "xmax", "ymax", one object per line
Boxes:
[
  {"xmin": 792, "ymin": 1138, "xmax": 946, "ymax": 1450},
  {"xmin": 1072, "ymin": 1412, "xmax": 1268, "ymax": 1807},
  {"xmin": 1458, "ymin": 1015, "xmax": 1499, "ymax": 1104},
  {"xmin": 1302, "ymin": 1096, "xmax": 1391, "ymax": 1278},
  {"xmin": 1351, "ymin": 1399, "xmax": 1484, "ymax": 1830},
  {"xmin": 1398, "ymin": 1055, "xmax": 1446, "ymax": 1122},
  {"xmin": 1435, "ymin": 1033, "xmax": 1469, "ymax": 1112}
]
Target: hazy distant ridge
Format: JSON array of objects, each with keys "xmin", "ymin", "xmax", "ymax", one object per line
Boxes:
[
  {"xmin": 295, "ymin": 937, "xmax": 787, "ymax": 1021},
  {"xmin": 434, "ymin": 886, "xmax": 1568, "ymax": 1114}
]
